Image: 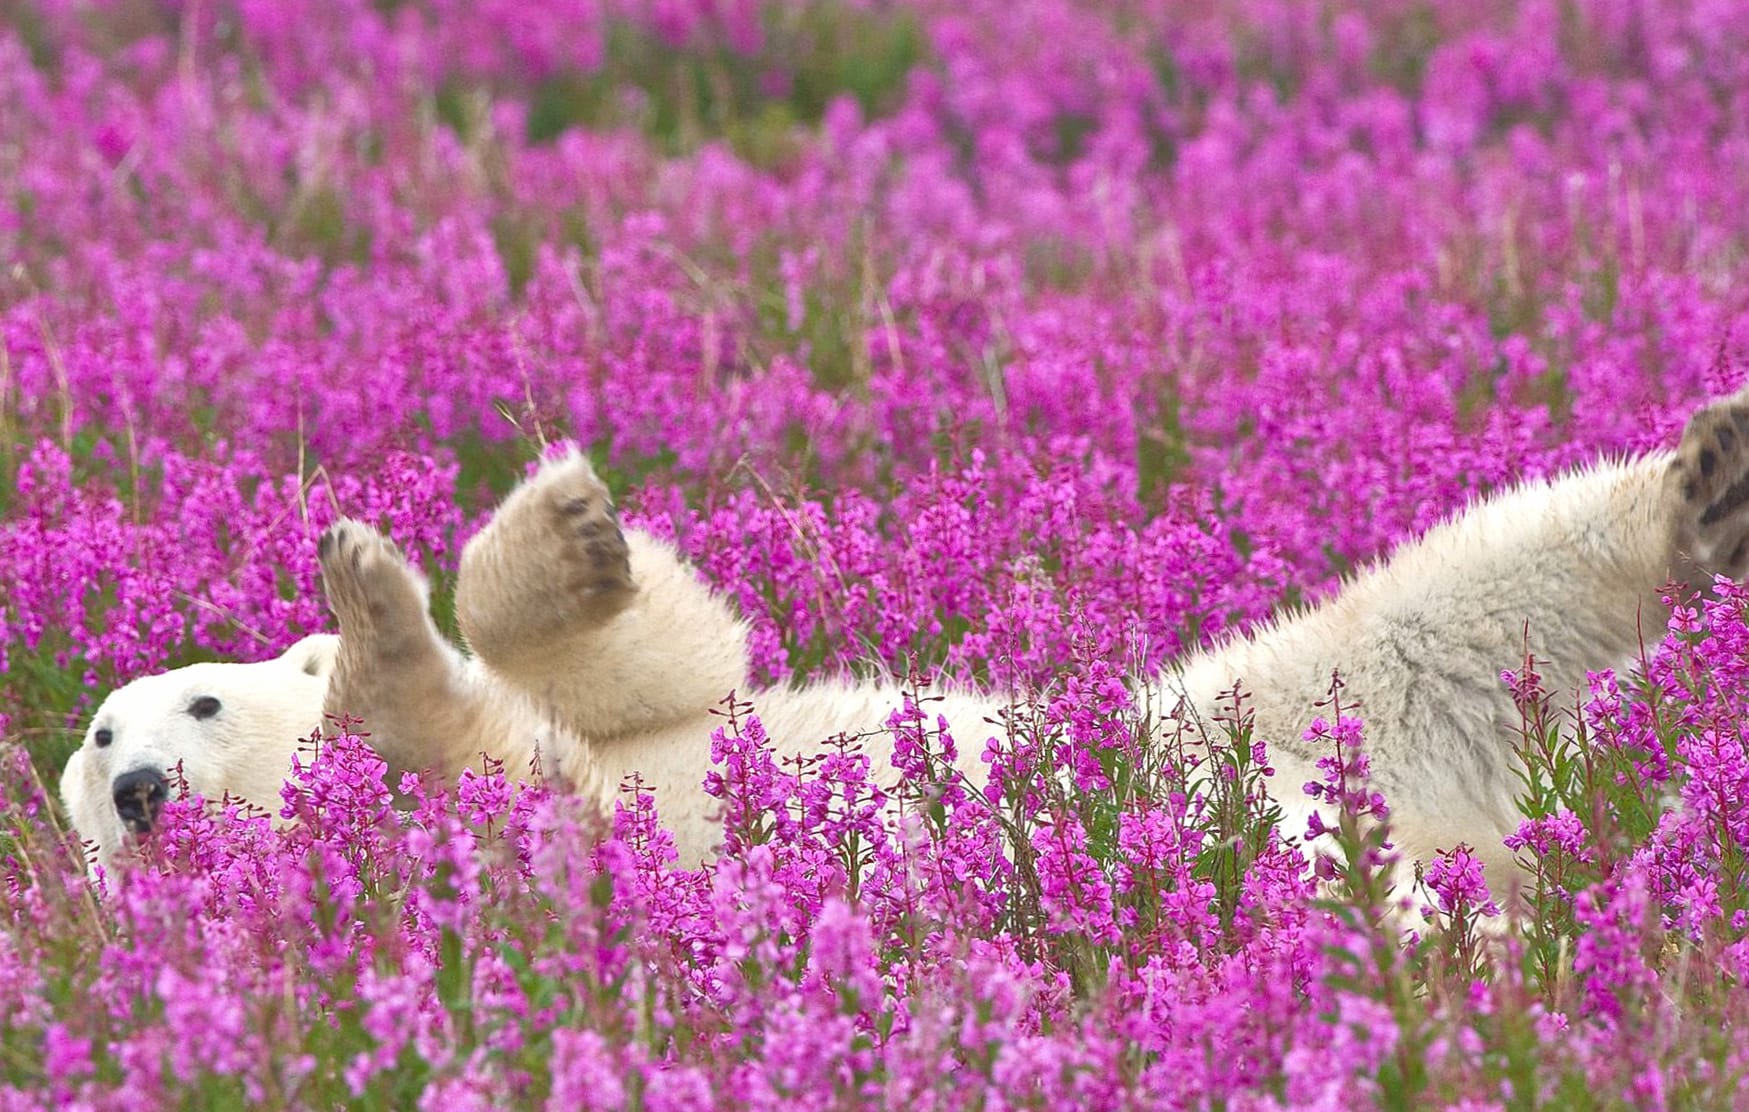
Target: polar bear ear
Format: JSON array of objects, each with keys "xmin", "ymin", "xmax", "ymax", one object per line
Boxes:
[{"xmin": 280, "ymin": 634, "xmax": 340, "ymax": 680}]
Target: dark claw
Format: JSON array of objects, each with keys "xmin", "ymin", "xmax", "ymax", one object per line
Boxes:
[{"xmin": 1701, "ymin": 472, "xmax": 1749, "ymax": 527}]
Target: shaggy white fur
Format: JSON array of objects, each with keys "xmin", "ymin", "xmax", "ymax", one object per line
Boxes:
[{"xmin": 63, "ymin": 389, "xmax": 1749, "ymax": 888}]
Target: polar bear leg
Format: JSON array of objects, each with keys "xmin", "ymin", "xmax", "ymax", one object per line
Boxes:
[
  {"xmin": 318, "ymin": 520, "xmax": 506, "ymax": 784},
  {"xmin": 1669, "ymin": 387, "xmax": 1749, "ymax": 583},
  {"xmin": 455, "ymin": 449, "xmax": 636, "ymax": 667},
  {"xmin": 1162, "ymin": 387, "xmax": 1749, "ymax": 908},
  {"xmin": 455, "ymin": 449, "xmax": 749, "ymax": 740}
]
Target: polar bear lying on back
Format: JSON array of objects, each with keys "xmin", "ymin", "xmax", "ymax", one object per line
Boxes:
[{"xmin": 61, "ymin": 390, "xmax": 1749, "ymax": 886}]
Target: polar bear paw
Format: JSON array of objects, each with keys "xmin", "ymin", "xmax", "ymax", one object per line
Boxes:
[
  {"xmin": 1672, "ymin": 390, "xmax": 1749, "ymax": 580},
  {"xmin": 456, "ymin": 449, "xmax": 636, "ymax": 663},
  {"xmin": 529, "ymin": 450, "xmax": 636, "ymax": 604},
  {"xmin": 318, "ymin": 519, "xmax": 434, "ymax": 653}
]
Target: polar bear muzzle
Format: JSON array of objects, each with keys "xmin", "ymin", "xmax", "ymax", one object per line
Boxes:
[{"xmin": 111, "ymin": 768, "xmax": 167, "ymax": 835}]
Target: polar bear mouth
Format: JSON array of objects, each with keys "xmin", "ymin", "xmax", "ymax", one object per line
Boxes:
[{"xmin": 112, "ymin": 768, "xmax": 168, "ymax": 836}]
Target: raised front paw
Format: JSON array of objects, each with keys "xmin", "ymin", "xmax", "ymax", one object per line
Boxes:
[
  {"xmin": 1672, "ymin": 390, "xmax": 1749, "ymax": 580},
  {"xmin": 456, "ymin": 449, "xmax": 636, "ymax": 659},
  {"xmin": 533, "ymin": 451, "xmax": 636, "ymax": 603},
  {"xmin": 318, "ymin": 519, "xmax": 433, "ymax": 647}
]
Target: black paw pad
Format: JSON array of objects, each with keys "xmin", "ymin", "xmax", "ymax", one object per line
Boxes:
[{"xmin": 1700, "ymin": 473, "xmax": 1749, "ymax": 528}]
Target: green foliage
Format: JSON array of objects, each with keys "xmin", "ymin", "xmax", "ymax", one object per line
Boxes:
[
  {"xmin": 1181, "ymin": 688, "xmax": 1286, "ymax": 940},
  {"xmin": 503, "ymin": 5, "xmax": 922, "ymax": 164}
]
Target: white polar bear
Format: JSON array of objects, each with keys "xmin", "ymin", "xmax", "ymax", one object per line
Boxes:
[
  {"xmin": 60, "ymin": 637, "xmax": 341, "ymax": 854},
  {"xmin": 60, "ymin": 390, "xmax": 1749, "ymax": 888}
]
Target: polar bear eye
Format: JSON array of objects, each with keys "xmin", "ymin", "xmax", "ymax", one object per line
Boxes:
[
  {"xmin": 94, "ymin": 728, "xmax": 113, "ymax": 748},
  {"xmin": 188, "ymin": 695, "xmax": 223, "ymax": 720}
]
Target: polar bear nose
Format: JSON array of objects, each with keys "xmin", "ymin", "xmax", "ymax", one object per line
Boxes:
[{"xmin": 112, "ymin": 769, "xmax": 167, "ymax": 834}]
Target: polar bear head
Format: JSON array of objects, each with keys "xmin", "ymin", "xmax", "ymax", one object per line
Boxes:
[{"xmin": 60, "ymin": 634, "xmax": 339, "ymax": 867}]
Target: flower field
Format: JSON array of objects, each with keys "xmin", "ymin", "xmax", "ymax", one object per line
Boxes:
[{"xmin": 4, "ymin": 0, "xmax": 1749, "ymax": 1105}]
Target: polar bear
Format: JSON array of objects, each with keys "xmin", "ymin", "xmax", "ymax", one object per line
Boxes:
[{"xmin": 61, "ymin": 389, "xmax": 1749, "ymax": 888}]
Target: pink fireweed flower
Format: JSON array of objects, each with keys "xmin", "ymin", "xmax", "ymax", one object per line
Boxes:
[
  {"xmin": 547, "ymin": 1029, "xmax": 626, "ymax": 1111},
  {"xmin": 610, "ymin": 781, "xmax": 682, "ymax": 869},
  {"xmin": 345, "ymin": 957, "xmax": 440, "ymax": 1096},
  {"xmin": 1504, "ymin": 811, "xmax": 1590, "ymax": 862},
  {"xmin": 1678, "ymin": 724, "xmax": 1749, "ymax": 850},
  {"xmin": 1044, "ymin": 655, "xmax": 1135, "ymax": 793},
  {"xmin": 803, "ymin": 897, "xmax": 885, "ymax": 1012},
  {"xmin": 1499, "ymin": 661, "xmax": 1546, "ymax": 707},
  {"xmin": 1114, "ymin": 801, "xmax": 1204, "ymax": 896},
  {"xmin": 281, "ymin": 726, "xmax": 394, "ymax": 834},
  {"xmin": 800, "ymin": 736, "xmax": 891, "ymax": 865},
  {"xmin": 886, "ymin": 698, "xmax": 963, "ymax": 796},
  {"xmin": 702, "ymin": 711, "xmax": 797, "ymax": 853},
  {"xmin": 1301, "ymin": 713, "xmax": 1389, "ymax": 855},
  {"xmin": 1029, "ymin": 813, "xmax": 1120, "ymax": 945},
  {"xmin": 157, "ymin": 963, "xmax": 256, "ymax": 1084},
  {"xmin": 1572, "ymin": 870, "xmax": 1658, "ymax": 1023},
  {"xmin": 456, "ymin": 760, "xmax": 515, "ymax": 830},
  {"xmin": 41, "ymin": 1023, "xmax": 94, "ymax": 1098},
  {"xmin": 1423, "ymin": 844, "xmax": 1501, "ymax": 919},
  {"xmin": 1302, "ymin": 715, "xmax": 1387, "ymax": 823}
]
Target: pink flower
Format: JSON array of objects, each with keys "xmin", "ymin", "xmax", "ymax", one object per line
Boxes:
[{"xmin": 1424, "ymin": 844, "xmax": 1500, "ymax": 919}]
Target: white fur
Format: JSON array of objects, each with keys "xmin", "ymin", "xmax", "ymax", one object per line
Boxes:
[
  {"xmin": 62, "ymin": 634, "xmax": 337, "ymax": 865},
  {"xmin": 65, "ymin": 400, "xmax": 1743, "ymax": 892},
  {"xmin": 1163, "ymin": 453, "xmax": 1678, "ymax": 884}
]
